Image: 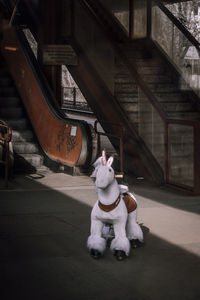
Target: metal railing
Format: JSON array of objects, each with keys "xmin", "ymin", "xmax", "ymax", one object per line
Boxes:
[
  {"xmin": 0, "ymin": 122, "xmax": 12, "ymax": 187},
  {"xmin": 61, "ymin": 86, "xmax": 92, "ymax": 113}
]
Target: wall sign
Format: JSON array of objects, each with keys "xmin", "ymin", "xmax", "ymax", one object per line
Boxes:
[{"xmin": 43, "ymin": 44, "xmax": 78, "ymax": 65}]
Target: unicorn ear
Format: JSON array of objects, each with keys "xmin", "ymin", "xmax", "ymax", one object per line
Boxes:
[
  {"xmin": 93, "ymin": 156, "xmax": 102, "ymax": 168},
  {"xmin": 106, "ymin": 156, "xmax": 113, "ymax": 167}
]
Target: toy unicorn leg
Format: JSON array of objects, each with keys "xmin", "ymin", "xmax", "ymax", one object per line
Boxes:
[
  {"xmin": 87, "ymin": 218, "xmax": 106, "ymax": 258},
  {"xmin": 126, "ymin": 210, "xmax": 144, "ymax": 248},
  {"xmin": 110, "ymin": 221, "xmax": 130, "ymax": 260}
]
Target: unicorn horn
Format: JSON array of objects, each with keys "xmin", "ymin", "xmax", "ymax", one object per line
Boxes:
[{"xmin": 101, "ymin": 149, "xmax": 106, "ymax": 166}]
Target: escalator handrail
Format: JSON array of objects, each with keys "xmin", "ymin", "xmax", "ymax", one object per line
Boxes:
[{"xmin": 16, "ymin": 27, "xmax": 91, "ymax": 128}]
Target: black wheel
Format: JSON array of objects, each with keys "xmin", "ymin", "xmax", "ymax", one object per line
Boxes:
[
  {"xmin": 90, "ymin": 249, "xmax": 102, "ymax": 259},
  {"xmin": 114, "ymin": 250, "xmax": 127, "ymax": 261},
  {"xmin": 130, "ymin": 239, "xmax": 143, "ymax": 248}
]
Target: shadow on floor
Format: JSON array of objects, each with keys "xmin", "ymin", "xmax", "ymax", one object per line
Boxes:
[{"xmin": 0, "ymin": 175, "xmax": 199, "ymax": 300}]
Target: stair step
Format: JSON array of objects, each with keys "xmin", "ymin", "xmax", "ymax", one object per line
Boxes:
[
  {"xmin": 148, "ymin": 83, "xmax": 178, "ymax": 93},
  {"xmin": 0, "ymin": 86, "xmax": 17, "ymax": 96},
  {"xmin": 115, "ymin": 83, "xmax": 137, "ymax": 94},
  {"xmin": 0, "ymin": 77, "xmax": 12, "ymax": 86},
  {"xmin": 121, "ymin": 102, "xmax": 138, "ymax": 112},
  {"xmin": 115, "ymin": 82, "xmax": 178, "ymax": 93},
  {"xmin": 168, "ymin": 111, "xmax": 200, "ymax": 120},
  {"xmin": 156, "ymin": 93, "xmax": 189, "ymax": 103},
  {"xmin": 12, "ymin": 129, "xmax": 34, "ymax": 142},
  {"xmin": 143, "ymin": 74, "xmax": 173, "ymax": 84},
  {"xmin": 126, "ymin": 111, "xmax": 138, "ymax": 123},
  {"xmin": 118, "ymin": 48, "xmax": 149, "ymax": 59},
  {"xmin": 0, "ymin": 107, "xmax": 24, "ymax": 118},
  {"xmin": 162, "ymin": 102, "xmax": 194, "ymax": 112},
  {"xmin": 13, "ymin": 142, "xmax": 39, "ymax": 154},
  {"xmin": 115, "ymin": 93, "xmax": 138, "ymax": 103},
  {"xmin": 115, "ymin": 73, "xmax": 172, "ymax": 84},
  {"xmin": 115, "ymin": 73, "xmax": 174, "ymax": 85},
  {"xmin": 14, "ymin": 153, "xmax": 44, "ymax": 170},
  {"xmin": 0, "ymin": 96, "xmax": 21, "ymax": 107},
  {"xmin": 129, "ymin": 57, "xmax": 164, "ymax": 67},
  {"xmin": 35, "ymin": 165, "xmax": 52, "ymax": 174},
  {"xmin": 114, "ymin": 74, "xmax": 136, "ymax": 84},
  {"xmin": 0, "ymin": 69, "xmax": 9, "ymax": 77},
  {"xmin": 7, "ymin": 118, "xmax": 29, "ymax": 130}
]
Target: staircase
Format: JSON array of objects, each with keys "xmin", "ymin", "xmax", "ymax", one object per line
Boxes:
[
  {"xmin": 115, "ymin": 41, "xmax": 199, "ymax": 129},
  {"xmin": 0, "ymin": 57, "xmax": 50, "ymax": 174},
  {"xmin": 114, "ymin": 40, "xmax": 199, "ymax": 184}
]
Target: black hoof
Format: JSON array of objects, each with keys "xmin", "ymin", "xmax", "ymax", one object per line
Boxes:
[
  {"xmin": 90, "ymin": 249, "xmax": 101, "ymax": 259},
  {"xmin": 114, "ymin": 250, "xmax": 127, "ymax": 261},
  {"xmin": 130, "ymin": 239, "xmax": 143, "ymax": 248}
]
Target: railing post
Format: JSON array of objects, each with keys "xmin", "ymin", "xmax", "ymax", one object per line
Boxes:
[
  {"xmin": 194, "ymin": 121, "xmax": 200, "ymax": 194},
  {"xmin": 129, "ymin": 0, "xmax": 134, "ymax": 39},
  {"xmin": 73, "ymin": 87, "xmax": 76, "ymax": 107},
  {"xmin": 147, "ymin": 0, "xmax": 152, "ymax": 38},
  {"xmin": 164, "ymin": 121, "xmax": 169, "ymax": 183}
]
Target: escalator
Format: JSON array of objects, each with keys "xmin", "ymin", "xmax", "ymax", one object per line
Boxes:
[{"xmin": 0, "ymin": 4, "xmax": 98, "ymax": 175}]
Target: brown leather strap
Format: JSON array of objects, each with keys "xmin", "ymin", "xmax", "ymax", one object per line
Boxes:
[
  {"xmin": 98, "ymin": 196, "xmax": 120, "ymax": 212},
  {"xmin": 98, "ymin": 193, "xmax": 137, "ymax": 213},
  {"xmin": 123, "ymin": 193, "xmax": 137, "ymax": 213}
]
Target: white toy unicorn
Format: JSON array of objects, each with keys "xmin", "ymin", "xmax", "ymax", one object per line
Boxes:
[{"xmin": 87, "ymin": 150, "xmax": 144, "ymax": 260}]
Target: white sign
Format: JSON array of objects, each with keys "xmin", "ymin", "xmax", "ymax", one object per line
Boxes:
[{"xmin": 70, "ymin": 126, "xmax": 77, "ymax": 136}]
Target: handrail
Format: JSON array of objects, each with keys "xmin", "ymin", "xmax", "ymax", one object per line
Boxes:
[{"xmin": 153, "ymin": 0, "xmax": 200, "ymax": 52}]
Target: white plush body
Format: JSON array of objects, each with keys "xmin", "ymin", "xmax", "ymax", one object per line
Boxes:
[{"xmin": 87, "ymin": 156, "xmax": 143, "ymax": 256}]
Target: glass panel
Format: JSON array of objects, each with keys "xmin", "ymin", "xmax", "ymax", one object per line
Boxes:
[
  {"xmin": 168, "ymin": 124, "xmax": 194, "ymax": 187},
  {"xmin": 99, "ymin": 0, "xmax": 129, "ymax": 34},
  {"xmin": 61, "ymin": 65, "xmax": 91, "ymax": 111},
  {"xmin": 152, "ymin": 3, "xmax": 200, "ymax": 97},
  {"xmin": 23, "ymin": 29, "xmax": 38, "ymax": 58},
  {"xmin": 164, "ymin": 1, "xmax": 199, "ymax": 39},
  {"xmin": 62, "ymin": 87, "xmax": 74, "ymax": 108},
  {"xmin": 133, "ymin": 0, "xmax": 147, "ymax": 38},
  {"xmin": 138, "ymin": 89, "xmax": 165, "ymax": 170},
  {"xmin": 74, "ymin": 1, "xmax": 115, "ymax": 94}
]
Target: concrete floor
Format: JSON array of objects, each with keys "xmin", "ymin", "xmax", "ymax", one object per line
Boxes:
[{"xmin": 0, "ymin": 172, "xmax": 200, "ymax": 300}]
